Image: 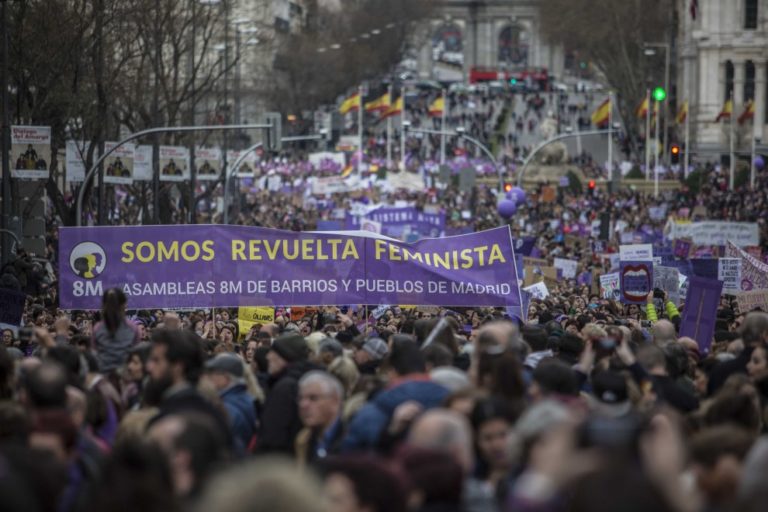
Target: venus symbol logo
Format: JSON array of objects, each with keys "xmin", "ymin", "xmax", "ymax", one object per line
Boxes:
[{"xmin": 69, "ymin": 242, "xmax": 107, "ymax": 279}]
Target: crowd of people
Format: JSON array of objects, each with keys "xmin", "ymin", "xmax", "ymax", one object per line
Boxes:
[{"xmin": 3, "ymin": 79, "xmax": 768, "ymax": 512}]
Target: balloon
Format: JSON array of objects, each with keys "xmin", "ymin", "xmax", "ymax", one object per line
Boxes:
[
  {"xmin": 506, "ymin": 186, "xmax": 526, "ymax": 205},
  {"xmin": 497, "ymin": 199, "xmax": 517, "ymax": 219},
  {"xmin": 754, "ymin": 155, "xmax": 765, "ymax": 170}
]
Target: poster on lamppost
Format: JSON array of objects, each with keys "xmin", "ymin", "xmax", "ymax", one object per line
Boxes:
[
  {"xmin": 159, "ymin": 146, "xmax": 191, "ymax": 182},
  {"xmin": 11, "ymin": 126, "xmax": 51, "ymax": 179},
  {"xmin": 195, "ymin": 147, "xmax": 222, "ymax": 181},
  {"xmin": 133, "ymin": 145, "xmax": 153, "ymax": 181},
  {"xmin": 227, "ymin": 149, "xmax": 258, "ymax": 178},
  {"xmin": 103, "ymin": 142, "xmax": 135, "ymax": 185},
  {"xmin": 65, "ymin": 140, "xmax": 100, "ymax": 183}
]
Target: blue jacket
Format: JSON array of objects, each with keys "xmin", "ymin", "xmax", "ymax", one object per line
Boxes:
[
  {"xmin": 220, "ymin": 383, "xmax": 257, "ymax": 450},
  {"xmin": 342, "ymin": 377, "xmax": 449, "ymax": 452}
]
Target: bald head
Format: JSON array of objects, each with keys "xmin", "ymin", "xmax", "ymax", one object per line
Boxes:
[
  {"xmin": 408, "ymin": 409, "xmax": 474, "ymax": 474},
  {"xmin": 652, "ymin": 320, "xmax": 676, "ymax": 346}
]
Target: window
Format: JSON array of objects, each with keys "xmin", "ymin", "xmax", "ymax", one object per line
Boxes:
[
  {"xmin": 725, "ymin": 60, "xmax": 734, "ymax": 101},
  {"xmin": 745, "ymin": 0, "xmax": 758, "ymax": 29},
  {"xmin": 745, "ymin": 61, "xmax": 756, "ymax": 100}
]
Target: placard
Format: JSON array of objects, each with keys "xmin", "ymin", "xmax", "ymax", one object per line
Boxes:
[
  {"xmin": 523, "ymin": 281, "xmax": 549, "ymax": 300},
  {"xmin": 653, "ymin": 266, "xmax": 680, "ymax": 305},
  {"xmin": 619, "ymin": 244, "xmax": 653, "ymax": 261},
  {"xmin": 735, "ymin": 290, "xmax": 768, "ymax": 314},
  {"xmin": 718, "ymin": 258, "xmax": 742, "ymax": 294},
  {"xmin": 237, "ymin": 306, "xmax": 275, "ymax": 339},
  {"xmin": 0, "ymin": 289, "xmax": 26, "ymax": 326},
  {"xmin": 133, "ymin": 145, "xmax": 153, "ymax": 181},
  {"xmin": 599, "ymin": 272, "xmax": 621, "ymax": 300},
  {"xmin": 553, "ymin": 258, "xmax": 578, "ymax": 279},
  {"xmin": 679, "ymin": 277, "xmax": 724, "ymax": 354},
  {"xmin": 11, "ymin": 125, "xmax": 51, "ymax": 179},
  {"xmin": 619, "ymin": 260, "xmax": 653, "ymax": 304}
]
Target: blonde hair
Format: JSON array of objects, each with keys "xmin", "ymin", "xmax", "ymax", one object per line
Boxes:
[
  {"xmin": 581, "ymin": 323, "xmax": 607, "ymax": 341},
  {"xmin": 328, "ymin": 356, "xmax": 359, "ymax": 397},
  {"xmin": 242, "ymin": 359, "xmax": 265, "ymax": 404}
]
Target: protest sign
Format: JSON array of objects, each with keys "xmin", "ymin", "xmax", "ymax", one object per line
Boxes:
[
  {"xmin": 308, "ymin": 151, "xmax": 346, "ymax": 170},
  {"xmin": 619, "ymin": 261, "xmax": 653, "ymax": 304},
  {"xmin": 371, "ymin": 304, "xmax": 391, "ymax": 319},
  {"xmin": 648, "ymin": 206, "xmax": 667, "ymax": 221},
  {"xmin": 514, "ymin": 237, "xmax": 536, "ymax": 257},
  {"xmin": 361, "ymin": 219, "xmax": 382, "ymax": 234},
  {"xmin": 159, "ymin": 146, "xmax": 191, "ymax": 182},
  {"xmin": 680, "ymin": 277, "xmax": 723, "ymax": 354},
  {"xmin": 725, "ymin": 241, "xmax": 768, "ymax": 290},
  {"xmin": 523, "ymin": 263, "xmax": 557, "ymax": 288},
  {"xmin": 0, "ymin": 289, "xmax": 26, "ymax": 326},
  {"xmin": 599, "ymin": 273, "xmax": 621, "ymax": 301},
  {"xmin": 346, "ymin": 207, "xmax": 445, "ymax": 240},
  {"xmin": 11, "ymin": 126, "xmax": 50, "ymax": 179},
  {"xmin": 619, "ymin": 244, "xmax": 653, "ymax": 261},
  {"xmin": 195, "ymin": 147, "xmax": 222, "ymax": 181},
  {"xmin": 667, "ymin": 221, "xmax": 759, "ymax": 247},
  {"xmin": 236, "ymin": 306, "xmax": 275, "ymax": 338},
  {"xmin": 59, "ymin": 225, "xmax": 523, "ymax": 311},
  {"xmin": 735, "ymin": 290, "xmax": 768, "ymax": 314},
  {"xmin": 289, "ymin": 306, "xmax": 318, "ymax": 322},
  {"xmin": 311, "ymin": 175, "xmax": 362, "ymax": 195},
  {"xmin": 553, "ymin": 258, "xmax": 578, "ymax": 279},
  {"xmin": 672, "ymin": 238, "xmax": 693, "ymax": 259},
  {"xmin": 103, "ymin": 142, "xmax": 135, "ymax": 185},
  {"xmin": 718, "ymin": 258, "xmax": 742, "ymax": 294},
  {"xmin": 523, "ymin": 282, "xmax": 549, "ymax": 300},
  {"xmin": 653, "ymin": 266, "xmax": 680, "ymax": 305}
]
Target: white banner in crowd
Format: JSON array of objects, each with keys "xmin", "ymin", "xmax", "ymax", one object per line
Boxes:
[
  {"xmin": 11, "ymin": 126, "xmax": 51, "ymax": 179},
  {"xmin": 159, "ymin": 146, "xmax": 190, "ymax": 182},
  {"xmin": 103, "ymin": 142, "xmax": 135, "ymax": 185},
  {"xmin": 133, "ymin": 145, "xmax": 153, "ymax": 181},
  {"xmin": 666, "ymin": 221, "xmax": 759, "ymax": 247},
  {"xmin": 195, "ymin": 147, "xmax": 222, "ymax": 181},
  {"xmin": 308, "ymin": 151, "xmax": 346, "ymax": 169},
  {"xmin": 311, "ymin": 175, "xmax": 364, "ymax": 195}
]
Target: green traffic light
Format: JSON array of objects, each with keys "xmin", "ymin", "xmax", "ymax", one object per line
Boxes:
[
  {"xmin": 652, "ymin": 87, "xmax": 667, "ymax": 102},
  {"xmin": 510, "ymin": 78, "xmax": 517, "ymax": 84}
]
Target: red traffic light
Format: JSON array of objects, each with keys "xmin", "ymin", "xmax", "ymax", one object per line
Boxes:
[
  {"xmin": 588, "ymin": 180, "xmax": 596, "ymax": 189},
  {"xmin": 671, "ymin": 145, "xmax": 680, "ymax": 155},
  {"xmin": 504, "ymin": 183, "xmax": 513, "ymax": 193}
]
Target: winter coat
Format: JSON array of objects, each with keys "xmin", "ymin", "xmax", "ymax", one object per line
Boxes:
[{"xmin": 220, "ymin": 383, "xmax": 257, "ymax": 451}]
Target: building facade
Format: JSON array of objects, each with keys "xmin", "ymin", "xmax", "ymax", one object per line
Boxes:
[
  {"xmin": 678, "ymin": 0, "xmax": 767, "ymax": 154},
  {"xmin": 415, "ymin": 0, "xmax": 565, "ymax": 83}
]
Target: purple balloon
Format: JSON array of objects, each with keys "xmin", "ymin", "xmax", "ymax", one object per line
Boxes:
[
  {"xmin": 505, "ymin": 186, "xmax": 526, "ymax": 205},
  {"xmin": 497, "ymin": 199, "xmax": 517, "ymax": 219},
  {"xmin": 754, "ymin": 155, "xmax": 765, "ymax": 170}
]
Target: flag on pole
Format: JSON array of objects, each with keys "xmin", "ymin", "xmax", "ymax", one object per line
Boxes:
[
  {"xmin": 690, "ymin": 0, "xmax": 698, "ymax": 19},
  {"xmin": 365, "ymin": 93, "xmax": 391, "ymax": 113},
  {"xmin": 738, "ymin": 100, "xmax": 755, "ymax": 124},
  {"xmin": 339, "ymin": 92, "xmax": 361, "ymax": 115},
  {"xmin": 381, "ymin": 96, "xmax": 403, "ymax": 119},
  {"xmin": 676, "ymin": 101, "xmax": 689, "ymax": 125},
  {"xmin": 636, "ymin": 97, "xmax": 650, "ymax": 119},
  {"xmin": 715, "ymin": 99, "xmax": 733, "ymax": 122},
  {"xmin": 428, "ymin": 96, "xmax": 445, "ymax": 117},
  {"xmin": 591, "ymin": 98, "xmax": 611, "ymax": 128}
]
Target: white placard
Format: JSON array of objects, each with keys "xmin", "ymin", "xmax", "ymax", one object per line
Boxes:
[
  {"xmin": 11, "ymin": 126, "xmax": 51, "ymax": 179},
  {"xmin": 133, "ymin": 145, "xmax": 153, "ymax": 181},
  {"xmin": 523, "ymin": 281, "xmax": 549, "ymax": 299},
  {"xmin": 195, "ymin": 147, "xmax": 222, "ymax": 181},
  {"xmin": 599, "ymin": 273, "xmax": 621, "ymax": 300},
  {"xmin": 718, "ymin": 258, "xmax": 743, "ymax": 294},
  {"xmin": 553, "ymin": 258, "xmax": 578, "ymax": 279},
  {"xmin": 103, "ymin": 142, "xmax": 135, "ymax": 184},
  {"xmin": 65, "ymin": 140, "xmax": 98, "ymax": 182},
  {"xmin": 619, "ymin": 244, "xmax": 653, "ymax": 261}
]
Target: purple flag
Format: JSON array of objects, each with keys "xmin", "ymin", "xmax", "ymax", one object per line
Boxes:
[
  {"xmin": 679, "ymin": 276, "xmax": 723, "ymax": 354},
  {"xmin": 59, "ymin": 225, "xmax": 522, "ymax": 310}
]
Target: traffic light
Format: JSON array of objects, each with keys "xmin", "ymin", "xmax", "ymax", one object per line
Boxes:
[
  {"xmin": 510, "ymin": 77, "xmax": 518, "ymax": 85},
  {"xmin": 588, "ymin": 180, "xmax": 596, "ymax": 195},
  {"xmin": 652, "ymin": 87, "xmax": 667, "ymax": 102},
  {"xmin": 503, "ymin": 182, "xmax": 513, "ymax": 193},
  {"xmin": 670, "ymin": 143, "xmax": 680, "ymax": 164}
]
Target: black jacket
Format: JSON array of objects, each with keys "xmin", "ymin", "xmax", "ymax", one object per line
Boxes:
[{"xmin": 258, "ymin": 360, "xmax": 322, "ymax": 454}]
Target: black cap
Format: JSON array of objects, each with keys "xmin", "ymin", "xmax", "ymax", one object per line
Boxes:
[
  {"xmin": 270, "ymin": 333, "xmax": 309, "ymax": 363},
  {"xmin": 592, "ymin": 371, "xmax": 628, "ymax": 405}
]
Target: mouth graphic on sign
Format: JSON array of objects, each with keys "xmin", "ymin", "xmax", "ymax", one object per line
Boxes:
[{"xmin": 622, "ymin": 264, "xmax": 651, "ymax": 302}]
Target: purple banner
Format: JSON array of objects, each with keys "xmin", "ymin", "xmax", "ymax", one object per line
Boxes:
[
  {"xmin": 59, "ymin": 225, "xmax": 522, "ymax": 310},
  {"xmin": 619, "ymin": 260, "xmax": 654, "ymax": 304},
  {"xmin": 679, "ymin": 276, "xmax": 723, "ymax": 354},
  {"xmin": 346, "ymin": 207, "xmax": 445, "ymax": 239}
]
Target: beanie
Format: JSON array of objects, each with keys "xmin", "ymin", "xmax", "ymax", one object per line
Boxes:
[{"xmin": 271, "ymin": 333, "xmax": 309, "ymax": 363}]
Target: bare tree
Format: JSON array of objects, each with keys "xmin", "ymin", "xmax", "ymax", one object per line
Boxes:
[{"xmin": 539, "ymin": 0, "xmax": 674, "ymax": 157}]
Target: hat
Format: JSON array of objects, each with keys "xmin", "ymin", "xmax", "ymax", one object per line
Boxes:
[
  {"xmin": 591, "ymin": 371, "xmax": 631, "ymax": 417},
  {"xmin": 204, "ymin": 353, "xmax": 244, "ymax": 378},
  {"xmin": 430, "ymin": 367, "xmax": 470, "ymax": 391},
  {"xmin": 271, "ymin": 333, "xmax": 309, "ymax": 363},
  {"xmin": 318, "ymin": 337, "xmax": 344, "ymax": 358},
  {"xmin": 361, "ymin": 337, "xmax": 389, "ymax": 361}
]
